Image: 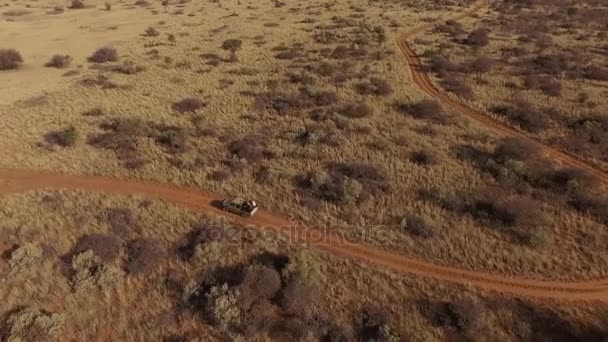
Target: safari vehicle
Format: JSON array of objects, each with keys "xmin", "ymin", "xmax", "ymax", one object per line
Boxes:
[{"xmin": 220, "ymin": 198, "xmax": 259, "ymax": 217}]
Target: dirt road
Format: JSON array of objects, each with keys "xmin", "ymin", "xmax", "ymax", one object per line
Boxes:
[
  {"xmin": 1, "ymin": 168, "xmax": 607, "ymax": 302},
  {"xmin": 396, "ymin": 0, "xmax": 608, "ymax": 183}
]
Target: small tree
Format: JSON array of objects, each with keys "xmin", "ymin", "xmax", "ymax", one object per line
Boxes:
[{"xmin": 221, "ymin": 39, "xmax": 242, "ymax": 62}]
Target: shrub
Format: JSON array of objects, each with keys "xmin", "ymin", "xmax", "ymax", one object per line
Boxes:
[
  {"xmin": 464, "ymin": 28, "xmax": 490, "ymax": 47},
  {"xmin": 88, "ymin": 47, "xmax": 118, "ymax": 63},
  {"xmin": 221, "ymin": 39, "xmax": 243, "ymax": 61},
  {"xmin": 410, "ymin": 149, "xmax": 439, "ymax": 165},
  {"xmin": 280, "ymin": 278, "xmax": 317, "ymax": 315},
  {"xmin": 433, "ymin": 298, "xmax": 483, "ymax": 332},
  {"xmin": 400, "ymin": 214, "xmax": 435, "ymax": 238},
  {"xmin": 539, "ymin": 78, "xmax": 562, "ymax": 96},
  {"xmin": 357, "ymin": 306, "xmax": 397, "ymax": 341},
  {"xmin": 172, "ymin": 97, "xmax": 205, "ymax": 113},
  {"xmin": 584, "ymin": 65, "xmax": 608, "ymax": 81},
  {"xmin": 0, "ymin": 49, "xmax": 23, "ymax": 70},
  {"xmin": 155, "ymin": 126, "xmax": 188, "ymax": 153},
  {"xmin": 209, "ymin": 169, "xmax": 230, "ymax": 182},
  {"xmin": 340, "ymin": 102, "xmax": 374, "ymax": 118},
  {"xmin": 49, "ymin": 125, "xmax": 79, "ymax": 147},
  {"xmin": 105, "ymin": 2, "xmax": 111, "ymax": 10},
  {"xmin": 69, "ymin": 0, "xmax": 86, "ymax": 9},
  {"xmin": 45, "ymin": 54, "xmax": 72, "ymax": 68},
  {"xmin": 8, "ymin": 243, "xmax": 43, "ymax": 275},
  {"xmin": 144, "ymin": 26, "xmax": 160, "ymax": 37},
  {"xmin": 71, "ymin": 233, "xmax": 122, "ymax": 263},
  {"xmin": 238, "ymin": 265, "xmax": 282, "ymax": 309},
  {"xmin": 440, "ymin": 75, "xmax": 473, "ymax": 99},
  {"xmin": 282, "ymin": 249, "xmax": 324, "ymax": 285},
  {"xmin": 490, "ymin": 101, "xmax": 550, "ymax": 133},
  {"xmin": 103, "ymin": 207, "xmax": 138, "ymax": 236},
  {"xmin": 205, "ymin": 283, "xmax": 242, "ymax": 328},
  {"xmin": 275, "ymin": 50, "xmax": 298, "ymax": 60},
  {"xmin": 88, "ymin": 118, "xmax": 152, "ymax": 159},
  {"xmin": 493, "ymin": 138, "xmax": 540, "ymax": 163},
  {"xmin": 397, "ymin": 99, "xmax": 448, "ymax": 124},
  {"xmin": 125, "ymin": 238, "xmax": 166, "ymax": 275},
  {"xmin": 312, "ymin": 90, "xmax": 338, "ymax": 106},
  {"xmin": 228, "ymin": 135, "xmax": 266, "ymax": 162},
  {"xmin": 70, "ymin": 250, "xmax": 122, "ymax": 294},
  {"xmin": 4, "ymin": 307, "xmax": 65, "ymax": 341},
  {"xmin": 355, "ymin": 77, "xmax": 393, "ymax": 96}
]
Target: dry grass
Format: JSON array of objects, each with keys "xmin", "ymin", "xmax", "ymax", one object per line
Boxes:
[
  {"xmin": 0, "ymin": 0, "xmax": 607, "ymax": 338},
  {"xmin": 0, "ymin": 191, "xmax": 605, "ymax": 340}
]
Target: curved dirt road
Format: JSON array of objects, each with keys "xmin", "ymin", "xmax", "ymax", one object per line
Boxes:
[
  {"xmin": 1, "ymin": 168, "xmax": 608, "ymax": 302},
  {"xmin": 396, "ymin": 0, "xmax": 608, "ymax": 182}
]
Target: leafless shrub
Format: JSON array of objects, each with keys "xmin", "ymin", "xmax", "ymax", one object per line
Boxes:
[
  {"xmin": 275, "ymin": 50, "xmax": 298, "ymax": 60},
  {"xmin": 400, "ymin": 214, "xmax": 435, "ymax": 238},
  {"xmin": 221, "ymin": 39, "xmax": 242, "ymax": 61},
  {"xmin": 280, "ymin": 279, "xmax": 317, "ymax": 315},
  {"xmin": 228, "ymin": 135, "xmax": 266, "ymax": 162},
  {"xmin": 45, "ymin": 54, "xmax": 72, "ymax": 68},
  {"xmin": 0, "ymin": 49, "xmax": 23, "ymax": 70},
  {"xmin": 490, "ymin": 100, "xmax": 550, "ymax": 133},
  {"xmin": 155, "ymin": 126, "xmax": 188, "ymax": 153},
  {"xmin": 440, "ymin": 75, "xmax": 473, "ymax": 99},
  {"xmin": 126, "ymin": 238, "xmax": 166, "ymax": 275},
  {"xmin": 71, "ymin": 233, "xmax": 122, "ymax": 263},
  {"xmin": 340, "ymin": 102, "xmax": 374, "ymax": 118},
  {"xmin": 396, "ymin": 99, "xmax": 449, "ymax": 124},
  {"xmin": 69, "ymin": 0, "xmax": 86, "ymax": 9},
  {"xmin": 100, "ymin": 208, "xmax": 136, "ymax": 237},
  {"xmin": 493, "ymin": 138, "xmax": 540, "ymax": 163},
  {"xmin": 584, "ymin": 65, "xmax": 608, "ymax": 81},
  {"xmin": 209, "ymin": 170, "xmax": 230, "ymax": 182},
  {"xmin": 144, "ymin": 26, "xmax": 160, "ymax": 37},
  {"xmin": 46, "ymin": 125, "xmax": 79, "ymax": 147},
  {"xmin": 88, "ymin": 47, "xmax": 118, "ymax": 63},
  {"xmin": 238, "ymin": 266, "xmax": 282, "ymax": 309},
  {"xmin": 355, "ymin": 77, "xmax": 393, "ymax": 96},
  {"xmin": 172, "ymin": 98, "xmax": 205, "ymax": 113},
  {"xmin": 410, "ymin": 149, "xmax": 440, "ymax": 165},
  {"xmin": 105, "ymin": 2, "xmax": 111, "ymax": 10},
  {"xmin": 464, "ymin": 28, "xmax": 490, "ymax": 47}
]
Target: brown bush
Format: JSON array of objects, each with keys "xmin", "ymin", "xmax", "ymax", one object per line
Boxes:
[
  {"xmin": 275, "ymin": 50, "xmax": 298, "ymax": 60},
  {"xmin": 155, "ymin": 126, "xmax": 188, "ymax": 153},
  {"xmin": 45, "ymin": 54, "xmax": 72, "ymax": 68},
  {"xmin": 328, "ymin": 162, "xmax": 389, "ymax": 196},
  {"xmin": 311, "ymin": 90, "xmax": 337, "ymax": 106},
  {"xmin": 144, "ymin": 26, "xmax": 160, "ymax": 37},
  {"xmin": 71, "ymin": 233, "xmax": 122, "ymax": 263},
  {"xmin": 88, "ymin": 47, "xmax": 118, "ymax": 63},
  {"xmin": 355, "ymin": 77, "xmax": 393, "ymax": 96},
  {"xmin": 464, "ymin": 28, "xmax": 490, "ymax": 47},
  {"xmin": 238, "ymin": 266, "xmax": 282, "ymax": 309},
  {"xmin": 357, "ymin": 305, "xmax": 394, "ymax": 341},
  {"xmin": 0, "ymin": 49, "xmax": 23, "ymax": 70},
  {"xmin": 490, "ymin": 100, "xmax": 550, "ymax": 133},
  {"xmin": 103, "ymin": 207, "xmax": 138, "ymax": 236},
  {"xmin": 88, "ymin": 118, "xmax": 153, "ymax": 158},
  {"xmin": 397, "ymin": 99, "xmax": 449, "ymax": 124},
  {"xmin": 493, "ymin": 137, "xmax": 540, "ymax": 163},
  {"xmin": 431, "ymin": 298, "xmax": 483, "ymax": 333},
  {"xmin": 280, "ymin": 279, "xmax": 316, "ymax": 315},
  {"xmin": 172, "ymin": 97, "xmax": 205, "ymax": 113},
  {"xmin": 254, "ymin": 91, "xmax": 313, "ymax": 115},
  {"xmin": 177, "ymin": 220, "xmax": 225, "ymax": 259},
  {"xmin": 340, "ymin": 102, "xmax": 374, "ymax": 118},
  {"xmin": 400, "ymin": 214, "xmax": 435, "ymax": 238},
  {"xmin": 539, "ymin": 77, "xmax": 562, "ymax": 96},
  {"xmin": 126, "ymin": 238, "xmax": 166, "ymax": 275},
  {"xmin": 209, "ymin": 169, "xmax": 230, "ymax": 182},
  {"xmin": 584, "ymin": 65, "xmax": 608, "ymax": 81},
  {"xmin": 228, "ymin": 135, "xmax": 266, "ymax": 162},
  {"xmin": 69, "ymin": 0, "xmax": 86, "ymax": 9},
  {"xmin": 46, "ymin": 125, "xmax": 79, "ymax": 147},
  {"xmin": 440, "ymin": 75, "xmax": 473, "ymax": 99},
  {"xmin": 410, "ymin": 149, "xmax": 440, "ymax": 165}
]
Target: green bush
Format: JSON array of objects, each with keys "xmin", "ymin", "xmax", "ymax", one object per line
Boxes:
[
  {"xmin": 53, "ymin": 125, "xmax": 79, "ymax": 147},
  {"xmin": 4, "ymin": 307, "xmax": 65, "ymax": 341},
  {"xmin": 282, "ymin": 249, "xmax": 325, "ymax": 285},
  {"xmin": 205, "ymin": 284, "xmax": 242, "ymax": 328},
  {"xmin": 70, "ymin": 250, "xmax": 122, "ymax": 295},
  {"xmin": 8, "ymin": 243, "xmax": 43, "ymax": 276}
]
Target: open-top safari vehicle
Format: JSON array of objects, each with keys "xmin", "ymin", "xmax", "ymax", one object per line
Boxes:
[{"xmin": 220, "ymin": 198, "xmax": 259, "ymax": 217}]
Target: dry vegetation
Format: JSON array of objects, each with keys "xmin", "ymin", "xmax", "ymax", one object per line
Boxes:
[
  {"xmin": 0, "ymin": 191, "xmax": 606, "ymax": 340},
  {"xmin": 414, "ymin": 0, "xmax": 608, "ymax": 167},
  {"xmin": 1, "ymin": 0, "xmax": 608, "ymax": 339}
]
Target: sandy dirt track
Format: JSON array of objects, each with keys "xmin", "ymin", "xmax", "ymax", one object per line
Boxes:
[{"xmin": 1, "ymin": 168, "xmax": 607, "ymax": 302}]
